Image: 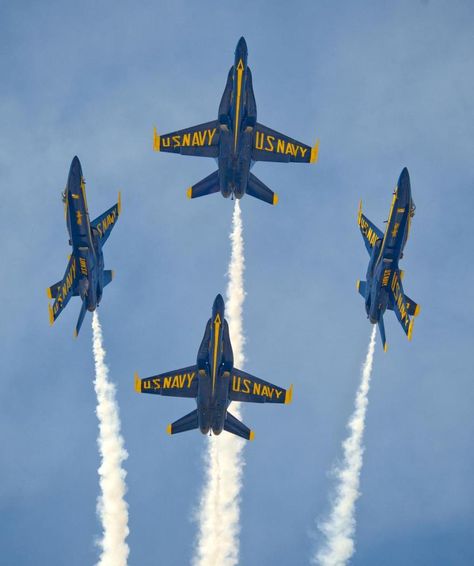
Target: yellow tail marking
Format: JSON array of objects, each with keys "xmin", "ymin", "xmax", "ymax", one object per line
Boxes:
[
  {"xmin": 166, "ymin": 423, "xmax": 172, "ymax": 435},
  {"xmin": 414, "ymin": 304, "xmax": 421, "ymax": 317},
  {"xmin": 285, "ymin": 384, "xmax": 294, "ymax": 404},
  {"xmin": 48, "ymin": 304, "xmax": 54, "ymax": 326},
  {"xmin": 153, "ymin": 127, "xmax": 160, "ymax": 151},
  {"xmin": 118, "ymin": 191, "xmax": 122, "ymax": 215},
  {"xmin": 249, "ymin": 430, "xmax": 255, "ymax": 441},
  {"xmin": 186, "ymin": 187, "xmax": 193, "ymax": 199},
  {"xmin": 134, "ymin": 372, "xmax": 141, "ymax": 393},
  {"xmin": 310, "ymin": 139, "xmax": 320, "ymax": 163},
  {"xmin": 233, "ymin": 59, "xmax": 245, "ymax": 151},
  {"xmin": 212, "ymin": 313, "xmax": 221, "ymax": 395},
  {"xmin": 408, "ymin": 319, "xmax": 414, "ymax": 341},
  {"xmin": 273, "ymin": 193, "xmax": 279, "ymax": 206}
]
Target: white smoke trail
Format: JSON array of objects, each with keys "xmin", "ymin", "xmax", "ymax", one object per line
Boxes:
[
  {"xmin": 92, "ymin": 311, "xmax": 130, "ymax": 566},
  {"xmin": 194, "ymin": 200, "xmax": 246, "ymax": 566},
  {"xmin": 315, "ymin": 326, "xmax": 377, "ymax": 566}
]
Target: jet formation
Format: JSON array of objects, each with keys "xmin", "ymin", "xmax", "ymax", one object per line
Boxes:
[
  {"xmin": 134, "ymin": 294, "xmax": 293, "ymax": 440},
  {"xmin": 153, "ymin": 36, "xmax": 319, "ymax": 205},
  {"xmin": 47, "ymin": 156, "xmax": 121, "ymax": 336},
  {"xmin": 357, "ymin": 167, "xmax": 420, "ymax": 351}
]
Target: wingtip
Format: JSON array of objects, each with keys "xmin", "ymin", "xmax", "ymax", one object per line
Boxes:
[
  {"xmin": 383, "ymin": 342, "xmax": 388, "ymax": 353},
  {"xmin": 285, "ymin": 384, "xmax": 294, "ymax": 405},
  {"xmin": 153, "ymin": 127, "xmax": 160, "ymax": 151},
  {"xmin": 73, "ymin": 329, "xmax": 78, "ymax": 339},
  {"xmin": 186, "ymin": 187, "xmax": 193, "ymax": 199},
  {"xmin": 249, "ymin": 430, "xmax": 255, "ymax": 441},
  {"xmin": 356, "ymin": 279, "xmax": 360, "ymax": 292},
  {"xmin": 310, "ymin": 139, "xmax": 320, "ymax": 163},
  {"xmin": 134, "ymin": 372, "xmax": 141, "ymax": 393},
  {"xmin": 358, "ymin": 200, "xmax": 363, "ymax": 224},
  {"xmin": 48, "ymin": 303, "xmax": 54, "ymax": 326},
  {"xmin": 166, "ymin": 423, "xmax": 172, "ymax": 435},
  {"xmin": 117, "ymin": 191, "xmax": 122, "ymax": 215},
  {"xmin": 408, "ymin": 319, "xmax": 414, "ymax": 341},
  {"xmin": 273, "ymin": 193, "xmax": 279, "ymax": 206},
  {"xmin": 414, "ymin": 304, "xmax": 421, "ymax": 317}
]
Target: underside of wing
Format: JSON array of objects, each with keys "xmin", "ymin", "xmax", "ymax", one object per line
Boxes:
[
  {"xmin": 228, "ymin": 368, "xmax": 292, "ymax": 404},
  {"xmin": 135, "ymin": 365, "xmax": 199, "ymax": 398},
  {"xmin": 358, "ymin": 201, "xmax": 384, "ymax": 255},
  {"xmin": 47, "ymin": 255, "xmax": 78, "ymax": 325},
  {"xmin": 90, "ymin": 193, "xmax": 121, "ymax": 245},
  {"xmin": 252, "ymin": 122, "xmax": 318, "ymax": 163},
  {"xmin": 388, "ymin": 270, "xmax": 415, "ymax": 341},
  {"xmin": 154, "ymin": 121, "xmax": 220, "ymax": 157}
]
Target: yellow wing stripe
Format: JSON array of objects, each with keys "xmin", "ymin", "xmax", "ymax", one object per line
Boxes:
[
  {"xmin": 153, "ymin": 127, "xmax": 160, "ymax": 151},
  {"xmin": 310, "ymin": 139, "xmax": 320, "ymax": 163}
]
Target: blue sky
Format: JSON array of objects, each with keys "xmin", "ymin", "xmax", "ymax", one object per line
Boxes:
[{"xmin": 1, "ymin": 1, "xmax": 473, "ymax": 564}]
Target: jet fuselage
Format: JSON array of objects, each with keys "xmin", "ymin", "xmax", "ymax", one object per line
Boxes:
[
  {"xmin": 64, "ymin": 157, "xmax": 105, "ymax": 312},
  {"xmin": 216, "ymin": 36, "xmax": 256, "ymax": 199},
  {"xmin": 195, "ymin": 294, "xmax": 234, "ymax": 435},
  {"xmin": 363, "ymin": 169, "xmax": 414, "ymax": 324}
]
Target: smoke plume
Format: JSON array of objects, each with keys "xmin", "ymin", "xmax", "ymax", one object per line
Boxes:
[
  {"xmin": 194, "ymin": 200, "xmax": 246, "ymax": 566},
  {"xmin": 315, "ymin": 326, "xmax": 377, "ymax": 566},
  {"xmin": 92, "ymin": 311, "xmax": 130, "ymax": 566}
]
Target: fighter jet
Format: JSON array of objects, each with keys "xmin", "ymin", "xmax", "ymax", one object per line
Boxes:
[
  {"xmin": 135, "ymin": 294, "xmax": 293, "ymax": 440},
  {"xmin": 153, "ymin": 36, "xmax": 319, "ymax": 205},
  {"xmin": 357, "ymin": 167, "xmax": 420, "ymax": 351},
  {"xmin": 47, "ymin": 156, "xmax": 121, "ymax": 336}
]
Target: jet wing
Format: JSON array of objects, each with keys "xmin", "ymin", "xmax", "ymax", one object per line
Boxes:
[
  {"xmin": 135, "ymin": 365, "xmax": 198, "ymax": 398},
  {"xmin": 251, "ymin": 123, "xmax": 318, "ymax": 164},
  {"xmin": 228, "ymin": 368, "xmax": 292, "ymax": 404},
  {"xmin": 48, "ymin": 255, "xmax": 78, "ymax": 324},
  {"xmin": 388, "ymin": 270, "xmax": 415, "ymax": 340},
  {"xmin": 153, "ymin": 121, "xmax": 220, "ymax": 157},
  {"xmin": 358, "ymin": 201, "xmax": 384, "ymax": 255},
  {"xmin": 91, "ymin": 194, "xmax": 121, "ymax": 245}
]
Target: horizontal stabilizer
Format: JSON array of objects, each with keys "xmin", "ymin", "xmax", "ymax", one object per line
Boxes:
[
  {"xmin": 224, "ymin": 411, "xmax": 254, "ymax": 441},
  {"xmin": 74, "ymin": 300, "xmax": 88, "ymax": 338},
  {"xmin": 378, "ymin": 316, "xmax": 388, "ymax": 352},
  {"xmin": 187, "ymin": 170, "xmax": 220, "ymax": 200},
  {"xmin": 167, "ymin": 409, "xmax": 199, "ymax": 436},
  {"xmin": 103, "ymin": 270, "xmax": 114, "ymax": 288},
  {"xmin": 246, "ymin": 173, "xmax": 278, "ymax": 205},
  {"xmin": 357, "ymin": 280, "xmax": 367, "ymax": 298}
]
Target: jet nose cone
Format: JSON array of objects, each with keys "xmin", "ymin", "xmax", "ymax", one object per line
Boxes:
[
  {"xmin": 212, "ymin": 294, "xmax": 225, "ymax": 317},
  {"xmin": 397, "ymin": 167, "xmax": 411, "ymax": 195},
  {"xmin": 235, "ymin": 36, "xmax": 248, "ymax": 57},
  {"xmin": 68, "ymin": 155, "xmax": 83, "ymax": 185}
]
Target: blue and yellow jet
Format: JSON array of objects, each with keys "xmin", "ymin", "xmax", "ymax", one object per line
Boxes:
[
  {"xmin": 357, "ymin": 168, "xmax": 420, "ymax": 351},
  {"xmin": 47, "ymin": 156, "xmax": 121, "ymax": 337},
  {"xmin": 153, "ymin": 37, "xmax": 319, "ymax": 205},
  {"xmin": 135, "ymin": 294, "xmax": 293, "ymax": 440}
]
